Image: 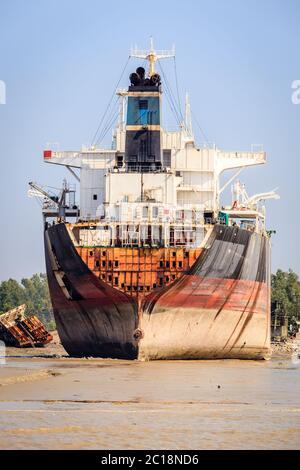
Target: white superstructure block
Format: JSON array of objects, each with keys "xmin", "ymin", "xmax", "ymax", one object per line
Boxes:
[
  {"xmin": 80, "ymin": 167, "xmax": 106, "ymax": 219},
  {"xmin": 105, "ymin": 172, "xmax": 179, "ymax": 205}
]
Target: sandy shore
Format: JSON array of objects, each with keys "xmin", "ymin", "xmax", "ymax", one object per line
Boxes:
[
  {"xmin": 0, "ymin": 333, "xmax": 299, "ymax": 450},
  {"xmin": 4, "ymin": 331, "xmax": 67, "ymax": 358},
  {"xmin": 4, "ymin": 331, "xmax": 296, "ymax": 359}
]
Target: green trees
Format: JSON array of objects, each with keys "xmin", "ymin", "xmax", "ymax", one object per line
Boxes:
[
  {"xmin": 0, "ymin": 274, "xmax": 55, "ymax": 330},
  {"xmin": 1, "ymin": 269, "xmax": 299, "ymax": 330},
  {"xmin": 0, "ymin": 279, "xmax": 25, "ymax": 313},
  {"xmin": 271, "ymin": 269, "xmax": 300, "ymax": 320}
]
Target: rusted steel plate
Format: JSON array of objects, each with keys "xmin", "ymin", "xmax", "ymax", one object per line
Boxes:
[{"xmin": 0, "ymin": 306, "xmax": 53, "ymax": 348}]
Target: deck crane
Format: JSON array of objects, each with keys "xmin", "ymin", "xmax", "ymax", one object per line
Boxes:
[{"xmin": 28, "ymin": 181, "xmax": 79, "ymax": 222}]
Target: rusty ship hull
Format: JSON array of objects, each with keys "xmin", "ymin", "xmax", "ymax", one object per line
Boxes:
[
  {"xmin": 45, "ymin": 223, "xmax": 271, "ymax": 360},
  {"xmin": 140, "ymin": 224, "xmax": 271, "ymax": 360},
  {"xmin": 36, "ymin": 42, "xmax": 276, "ymax": 360}
]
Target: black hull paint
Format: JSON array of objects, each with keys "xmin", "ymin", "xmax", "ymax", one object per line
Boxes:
[
  {"xmin": 44, "ymin": 224, "xmax": 138, "ymax": 358},
  {"xmin": 44, "ymin": 223, "xmax": 270, "ymax": 360}
]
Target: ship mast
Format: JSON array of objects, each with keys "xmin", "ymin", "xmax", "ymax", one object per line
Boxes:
[{"xmin": 130, "ymin": 38, "xmax": 175, "ymax": 77}]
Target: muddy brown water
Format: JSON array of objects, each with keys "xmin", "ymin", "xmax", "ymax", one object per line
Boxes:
[{"xmin": 0, "ymin": 354, "xmax": 299, "ymax": 449}]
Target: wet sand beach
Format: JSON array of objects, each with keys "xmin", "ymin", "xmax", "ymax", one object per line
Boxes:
[{"xmin": 0, "ymin": 341, "xmax": 299, "ymax": 450}]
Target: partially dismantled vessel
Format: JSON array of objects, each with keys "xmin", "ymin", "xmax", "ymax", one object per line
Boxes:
[{"xmin": 0, "ymin": 305, "xmax": 53, "ymax": 347}]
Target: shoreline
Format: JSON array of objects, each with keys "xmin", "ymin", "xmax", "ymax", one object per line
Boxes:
[
  {"xmin": 1, "ymin": 330, "xmax": 296, "ymax": 360},
  {"xmin": 0, "ymin": 349, "xmax": 299, "ymax": 449}
]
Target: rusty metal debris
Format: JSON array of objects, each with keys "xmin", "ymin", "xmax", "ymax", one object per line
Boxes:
[{"xmin": 0, "ymin": 305, "xmax": 53, "ymax": 347}]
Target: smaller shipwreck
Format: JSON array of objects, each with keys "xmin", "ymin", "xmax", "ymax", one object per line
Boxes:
[{"xmin": 0, "ymin": 305, "xmax": 53, "ymax": 347}]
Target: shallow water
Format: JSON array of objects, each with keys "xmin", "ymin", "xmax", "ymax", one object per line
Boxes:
[{"xmin": 0, "ymin": 355, "xmax": 299, "ymax": 449}]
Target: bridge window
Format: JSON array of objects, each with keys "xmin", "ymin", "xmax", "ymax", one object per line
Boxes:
[
  {"xmin": 163, "ymin": 150, "xmax": 171, "ymax": 167},
  {"xmin": 139, "ymin": 100, "xmax": 148, "ymax": 110},
  {"xmin": 152, "ymin": 207, "xmax": 158, "ymax": 218},
  {"xmin": 127, "ymin": 96, "xmax": 160, "ymax": 126}
]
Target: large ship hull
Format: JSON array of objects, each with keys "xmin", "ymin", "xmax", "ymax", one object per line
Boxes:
[
  {"xmin": 140, "ymin": 225, "xmax": 271, "ymax": 359},
  {"xmin": 44, "ymin": 224, "xmax": 138, "ymax": 358},
  {"xmin": 45, "ymin": 223, "xmax": 271, "ymax": 360}
]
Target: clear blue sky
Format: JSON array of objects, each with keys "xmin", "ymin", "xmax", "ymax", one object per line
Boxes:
[{"xmin": 0, "ymin": 0, "xmax": 299, "ymax": 281}]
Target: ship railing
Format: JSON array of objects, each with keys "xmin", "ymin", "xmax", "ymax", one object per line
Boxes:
[
  {"xmin": 44, "ymin": 150, "xmax": 81, "ymax": 159},
  {"xmin": 177, "ymin": 183, "xmax": 215, "ymax": 191},
  {"xmin": 205, "ymin": 217, "xmax": 259, "ymax": 232},
  {"xmin": 111, "ymin": 166, "xmax": 168, "ymax": 174},
  {"xmin": 196, "ymin": 142, "xmax": 216, "ymax": 149},
  {"xmin": 219, "ymin": 149, "xmax": 266, "ymax": 162},
  {"xmin": 77, "ymin": 217, "xmax": 207, "ymax": 227}
]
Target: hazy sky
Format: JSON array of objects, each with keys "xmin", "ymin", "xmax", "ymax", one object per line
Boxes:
[{"xmin": 0, "ymin": 0, "xmax": 299, "ymax": 281}]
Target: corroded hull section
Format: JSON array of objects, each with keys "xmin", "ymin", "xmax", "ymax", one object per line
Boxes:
[
  {"xmin": 74, "ymin": 242, "xmax": 202, "ymax": 299},
  {"xmin": 45, "ymin": 224, "xmax": 138, "ymax": 358},
  {"xmin": 45, "ymin": 223, "xmax": 271, "ymax": 360},
  {"xmin": 140, "ymin": 225, "xmax": 271, "ymax": 359}
]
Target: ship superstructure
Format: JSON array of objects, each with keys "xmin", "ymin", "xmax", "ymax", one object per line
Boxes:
[{"xmin": 30, "ymin": 43, "xmax": 278, "ymax": 359}]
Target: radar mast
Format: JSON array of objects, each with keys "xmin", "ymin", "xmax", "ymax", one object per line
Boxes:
[{"xmin": 130, "ymin": 38, "xmax": 175, "ymax": 77}]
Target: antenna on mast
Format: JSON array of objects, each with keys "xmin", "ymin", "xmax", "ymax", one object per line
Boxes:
[
  {"xmin": 185, "ymin": 93, "xmax": 193, "ymax": 139},
  {"xmin": 130, "ymin": 38, "xmax": 175, "ymax": 77}
]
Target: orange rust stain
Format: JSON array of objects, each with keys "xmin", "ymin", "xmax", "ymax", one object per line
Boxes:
[{"xmin": 75, "ymin": 246, "xmax": 203, "ymax": 298}]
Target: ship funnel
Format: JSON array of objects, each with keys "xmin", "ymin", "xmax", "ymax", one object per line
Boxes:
[
  {"xmin": 130, "ymin": 72, "xmax": 141, "ymax": 86},
  {"xmin": 136, "ymin": 67, "xmax": 145, "ymax": 80},
  {"xmin": 130, "ymin": 67, "xmax": 158, "ymax": 87},
  {"xmin": 150, "ymin": 73, "xmax": 161, "ymax": 86}
]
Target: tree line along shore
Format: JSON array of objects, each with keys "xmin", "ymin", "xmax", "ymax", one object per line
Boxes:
[{"xmin": 0, "ymin": 270, "xmax": 299, "ymax": 336}]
